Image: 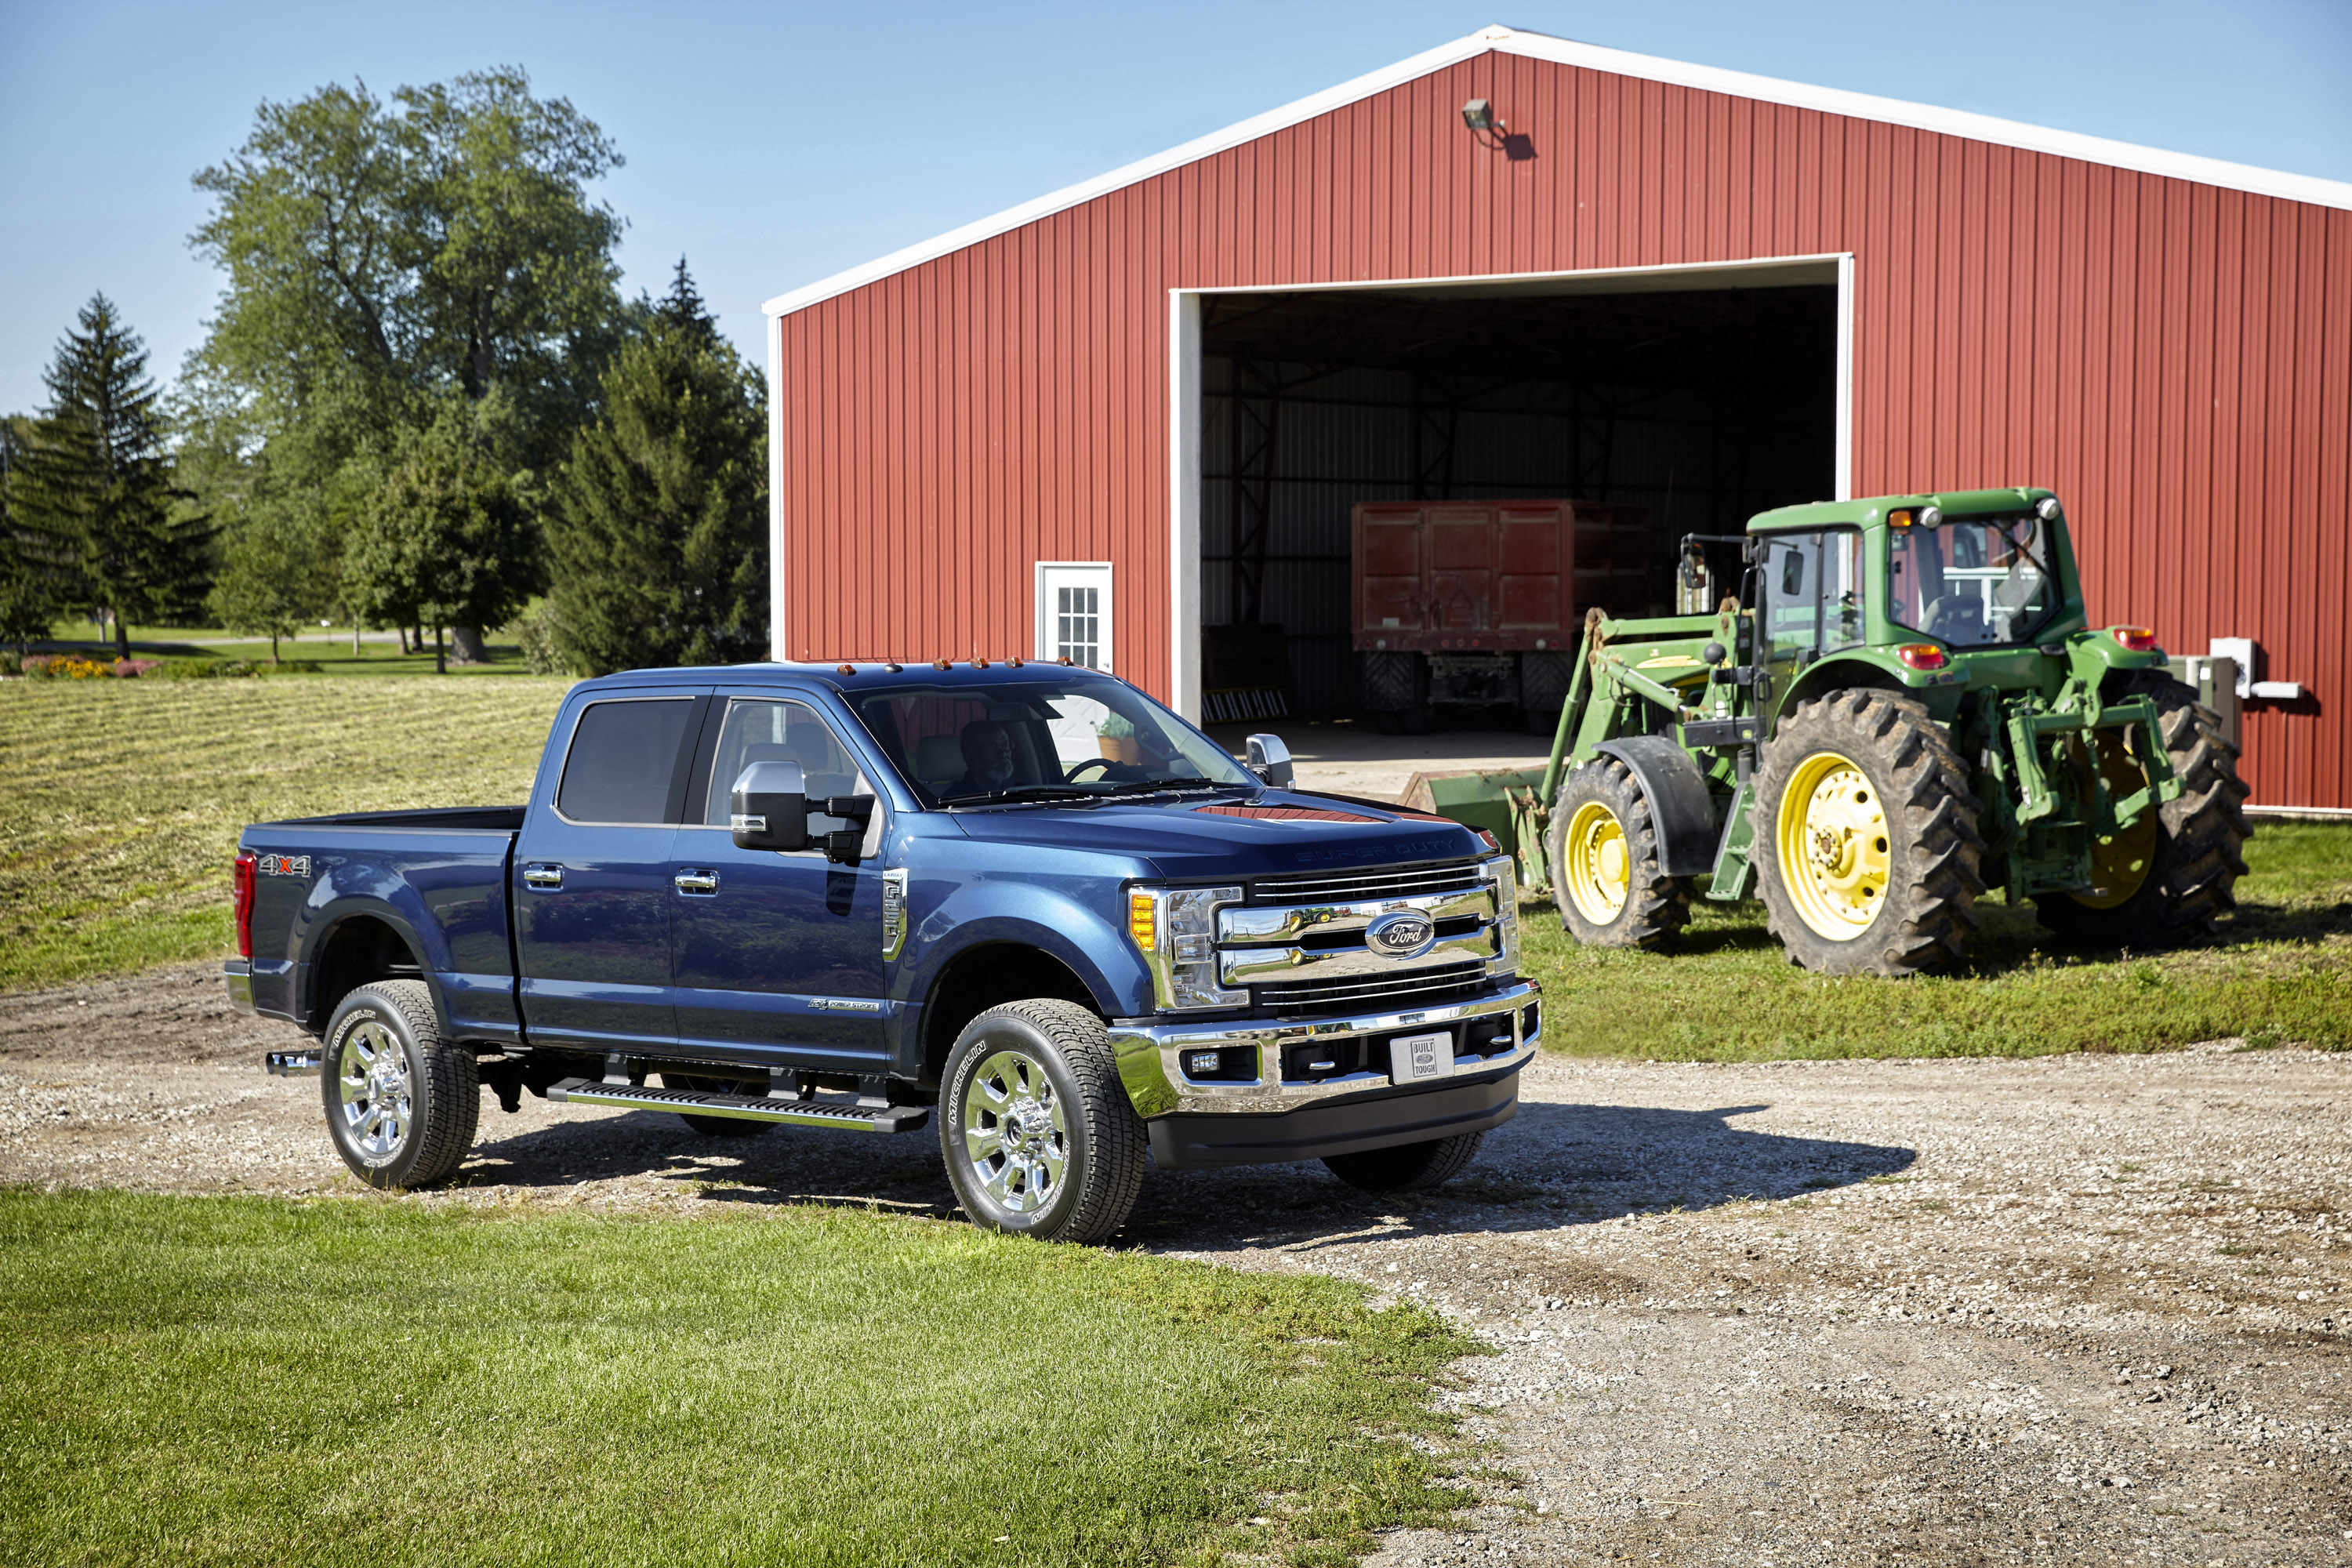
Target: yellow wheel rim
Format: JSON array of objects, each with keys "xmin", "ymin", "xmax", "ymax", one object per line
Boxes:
[
  {"xmin": 1562, "ymin": 800, "xmax": 1632, "ymax": 927},
  {"xmin": 2069, "ymin": 732, "xmax": 2159, "ymax": 910},
  {"xmin": 1776, "ymin": 750, "xmax": 1893, "ymax": 940}
]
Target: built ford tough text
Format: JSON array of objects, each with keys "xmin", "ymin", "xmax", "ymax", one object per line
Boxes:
[{"xmin": 228, "ymin": 661, "xmax": 1539, "ymax": 1242}]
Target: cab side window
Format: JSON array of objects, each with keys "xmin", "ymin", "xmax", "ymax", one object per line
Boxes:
[
  {"xmin": 557, "ymin": 699, "xmax": 695, "ymax": 824},
  {"xmin": 1762, "ymin": 530, "xmax": 1864, "ymax": 659},
  {"xmin": 704, "ymin": 699, "xmax": 873, "ymax": 837}
]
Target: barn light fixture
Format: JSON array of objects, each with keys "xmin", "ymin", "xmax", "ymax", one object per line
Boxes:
[{"xmin": 1461, "ymin": 98, "xmax": 1504, "ymax": 134}]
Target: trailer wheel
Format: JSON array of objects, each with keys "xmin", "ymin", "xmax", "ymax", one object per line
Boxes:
[
  {"xmin": 320, "ymin": 981, "xmax": 479, "ymax": 1189},
  {"xmin": 940, "ymin": 1000, "xmax": 1147, "ymax": 1244},
  {"xmin": 1323, "ymin": 1131, "xmax": 1485, "ymax": 1192},
  {"xmin": 2035, "ymin": 671, "xmax": 2250, "ymax": 948},
  {"xmin": 1546, "ymin": 757, "xmax": 1689, "ymax": 950},
  {"xmin": 1753, "ymin": 691, "xmax": 1984, "ymax": 978}
]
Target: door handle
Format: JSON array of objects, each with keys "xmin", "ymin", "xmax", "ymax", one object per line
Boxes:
[
  {"xmin": 524, "ymin": 865, "xmax": 564, "ymax": 890},
  {"xmin": 673, "ymin": 869, "xmax": 720, "ymax": 895}
]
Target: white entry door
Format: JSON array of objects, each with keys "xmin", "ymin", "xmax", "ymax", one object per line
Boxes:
[{"xmin": 1036, "ymin": 562, "xmax": 1112, "ymax": 671}]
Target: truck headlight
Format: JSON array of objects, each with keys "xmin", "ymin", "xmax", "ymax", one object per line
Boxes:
[
  {"xmin": 1127, "ymin": 884, "xmax": 1246, "ymax": 1011},
  {"xmin": 1483, "ymin": 855, "xmax": 1519, "ymax": 977}
]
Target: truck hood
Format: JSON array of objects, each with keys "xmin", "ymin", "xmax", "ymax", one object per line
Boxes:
[{"xmin": 945, "ymin": 790, "xmax": 1489, "ymax": 880}]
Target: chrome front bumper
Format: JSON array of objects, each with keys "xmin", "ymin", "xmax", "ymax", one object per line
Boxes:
[{"xmin": 1109, "ymin": 978, "xmax": 1540, "ymax": 1118}]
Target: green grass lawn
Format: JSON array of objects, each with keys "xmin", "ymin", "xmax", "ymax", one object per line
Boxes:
[
  {"xmin": 0, "ymin": 1192, "xmax": 1475, "ymax": 1567},
  {"xmin": 28, "ymin": 623, "xmax": 539, "ymax": 677},
  {"xmin": 1, "ymin": 677, "xmax": 569, "ymax": 989},
  {"xmin": 5, "ymin": 675, "xmax": 2346, "ymax": 1054}
]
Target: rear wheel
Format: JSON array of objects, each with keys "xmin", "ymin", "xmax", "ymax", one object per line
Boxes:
[
  {"xmin": 939, "ymin": 1000, "xmax": 1146, "ymax": 1244},
  {"xmin": 2035, "ymin": 671, "xmax": 2250, "ymax": 947},
  {"xmin": 1323, "ymin": 1132, "xmax": 1486, "ymax": 1192},
  {"xmin": 1753, "ymin": 691, "xmax": 1984, "ymax": 977},
  {"xmin": 321, "ymin": 980, "xmax": 479, "ymax": 1189},
  {"xmin": 1546, "ymin": 757, "xmax": 1688, "ymax": 949}
]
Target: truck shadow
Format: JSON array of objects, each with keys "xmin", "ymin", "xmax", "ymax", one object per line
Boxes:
[
  {"xmin": 1124, "ymin": 1099, "xmax": 1915, "ymax": 1254},
  {"xmin": 451, "ymin": 1096, "xmax": 1914, "ymax": 1251}
]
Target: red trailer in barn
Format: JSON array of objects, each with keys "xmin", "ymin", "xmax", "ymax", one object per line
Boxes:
[{"xmin": 1352, "ymin": 500, "xmax": 1651, "ymax": 731}]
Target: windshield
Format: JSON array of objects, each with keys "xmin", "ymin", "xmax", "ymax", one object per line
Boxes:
[
  {"xmin": 1888, "ymin": 514, "xmax": 2062, "ymax": 648},
  {"xmin": 844, "ymin": 675, "xmax": 1259, "ymax": 807}
]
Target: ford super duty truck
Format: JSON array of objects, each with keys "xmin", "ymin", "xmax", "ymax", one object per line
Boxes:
[{"xmin": 228, "ymin": 660, "xmax": 1539, "ymax": 1242}]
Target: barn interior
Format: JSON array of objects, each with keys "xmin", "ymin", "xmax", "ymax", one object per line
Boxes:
[{"xmin": 1196, "ymin": 267, "xmax": 1841, "ymax": 719}]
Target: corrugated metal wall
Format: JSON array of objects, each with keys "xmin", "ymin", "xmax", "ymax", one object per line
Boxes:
[{"xmin": 773, "ymin": 49, "xmax": 2352, "ymax": 807}]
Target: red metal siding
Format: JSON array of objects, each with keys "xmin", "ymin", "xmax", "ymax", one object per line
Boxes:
[{"xmin": 776, "ymin": 49, "xmax": 2352, "ymax": 807}]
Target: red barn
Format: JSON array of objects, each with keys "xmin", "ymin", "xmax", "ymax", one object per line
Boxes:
[{"xmin": 764, "ymin": 25, "xmax": 2351, "ymax": 811}]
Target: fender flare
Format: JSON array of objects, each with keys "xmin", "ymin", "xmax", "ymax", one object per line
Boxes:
[
  {"xmin": 296, "ymin": 895, "xmax": 441, "ymax": 1036},
  {"xmin": 1591, "ymin": 736, "xmax": 1720, "ymax": 879}
]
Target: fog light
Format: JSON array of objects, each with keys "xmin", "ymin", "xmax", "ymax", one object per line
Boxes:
[
  {"xmin": 1896, "ymin": 643, "xmax": 1948, "ymax": 671},
  {"xmin": 1184, "ymin": 1050, "xmax": 1221, "ymax": 1076},
  {"xmin": 2113, "ymin": 626, "xmax": 2159, "ymax": 652}
]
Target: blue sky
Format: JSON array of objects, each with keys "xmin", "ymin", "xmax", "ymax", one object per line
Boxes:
[{"xmin": 2, "ymin": 0, "xmax": 2347, "ymax": 416}]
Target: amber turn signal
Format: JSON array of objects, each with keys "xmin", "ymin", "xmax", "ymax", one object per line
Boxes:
[
  {"xmin": 1896, "ymin": 643, "xmax": 1948, "ymax": 671},
  {"xmin": 1127, "ymin": 891, "xmax": 1157, "ymax": 953},
  {"xmin": 2113, "ymin": 626, "xmax": 2159, "ymax": 652}
]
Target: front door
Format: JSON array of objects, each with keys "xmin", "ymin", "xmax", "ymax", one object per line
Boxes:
[
  {"xmin": 670, "ymin": 694, "xmax": 890, "ymax": 1076},
  {"xmin": 513, "ymin": 690, "xmax": 706, "ymax": 1052}
]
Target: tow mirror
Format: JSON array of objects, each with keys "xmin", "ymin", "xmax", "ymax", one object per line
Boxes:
[
  {"xmin": 731, "ymin": 760, "xmax": 808, "ymax": 851},
  {"xmin": 1244, "ymin": 733, "xmax": 1294, "ymax": 788}
]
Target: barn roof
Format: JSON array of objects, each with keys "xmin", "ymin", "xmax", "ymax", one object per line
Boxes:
[{"xmin": 764, "ymin": 23, "xmax": 2352, "ymax": 318}]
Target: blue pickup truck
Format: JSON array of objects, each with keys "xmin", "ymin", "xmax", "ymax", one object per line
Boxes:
[{"xmin": 229, "ymin": 661, "xmax": 1539, "ymax": 1242}]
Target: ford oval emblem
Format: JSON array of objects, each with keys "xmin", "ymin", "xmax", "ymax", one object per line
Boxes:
[{"xmin": 1364, "ymin": 910, "xmax": 1437, "ymax": 960}]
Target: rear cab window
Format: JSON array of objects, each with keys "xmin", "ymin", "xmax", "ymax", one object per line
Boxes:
[{"xmin": 556, "ymin": 698, "xmax": 699, "ymax": 824}]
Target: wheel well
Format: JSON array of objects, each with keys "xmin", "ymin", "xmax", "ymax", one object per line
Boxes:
[
  {"xmin": 1783, "ymin": 661, "xmax": 1905, "ymax": 713},
  {"xmin": 307, "ymin": 916, "xmax": 424, "ymax": 1030},
  {"xmin": 921, "ymin": 944, "xmax": 1098, "ymax": 1083}
]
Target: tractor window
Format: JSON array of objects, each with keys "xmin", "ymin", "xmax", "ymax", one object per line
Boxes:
[
  {"xmin": 1760, "ymin": 530, "xmax": 1864, "ymax": 660},
  {"xmin": 1889, "ymin": 514, "xmax": 2059, "ymax": 648}
]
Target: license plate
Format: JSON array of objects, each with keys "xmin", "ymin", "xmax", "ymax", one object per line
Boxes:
[{"xmin": 1388, "ymin": 1030, "xmax": 1453, "ymax": 1086}]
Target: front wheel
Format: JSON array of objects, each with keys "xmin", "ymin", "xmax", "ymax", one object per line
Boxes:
[
  {"xmin": 1546, "ymin": 757, "xmax": 1689, "ymax": 950},
  {"xmin": 1752, "ymin": 691, "xmax": 1985, "ymax": 978},
  {"xmin": 939, "ymin": 1000, "xmax": 1147, "ymax": 1243},
  {"xmin": 321, "ymin": 980, "xmax": 480, "ymax": 1189},
  {"xmin": 2035, "ymin": 671, "xmax": 2251, "ymax": 947},
  {"xmin": 1323, "ymin": 1132, "xmax": 1486, "ymax": 1192}
]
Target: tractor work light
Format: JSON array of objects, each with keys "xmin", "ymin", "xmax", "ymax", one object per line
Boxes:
[
  {"xmin": 1918, "ymin": 506, "xmax": 1944, "ymax": 529},
  {"xmin": 2036, "ymin": 495, "xmax": 2063, "ymax": 521},
  {"xmin": 1896, "ymin": 644, "xmax": 1949, "ymax": 671},
  {"xmin": 2112, "ymin": 626, "xmax": 2160, "ymax": 652}
]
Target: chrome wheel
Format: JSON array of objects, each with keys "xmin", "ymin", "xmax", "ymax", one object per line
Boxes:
[
  {"xmin": 960, "ymin": 1048, "xmax": 1068, "ymax": 1214},
  {"xmin": 336, "ymin": 1020, "xmax": 414, "ymax": 1164}
]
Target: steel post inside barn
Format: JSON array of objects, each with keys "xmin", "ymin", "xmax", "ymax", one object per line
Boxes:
[{"xmin": 766, "ymin": 25, "xmax": 2352, "ymax": 810}]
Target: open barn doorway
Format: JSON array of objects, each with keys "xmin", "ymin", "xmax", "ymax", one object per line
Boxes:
[{"xmin": 1170, "ymin": 258, "xmax": 1848, "ymax": 729}]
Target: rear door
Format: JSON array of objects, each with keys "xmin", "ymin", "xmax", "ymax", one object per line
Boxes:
[
  {"xmin": 668, "ymin": 691, "xmax": 891, "ymax": 1077},
  {"xmin": 513, "ymin": 688, "xmax": 709, "ymax": 1052}
]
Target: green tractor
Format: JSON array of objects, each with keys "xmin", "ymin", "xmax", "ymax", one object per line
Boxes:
[{"xmin": 1421, "ymin": 488, "xmax": 2251, "ymax": 978}]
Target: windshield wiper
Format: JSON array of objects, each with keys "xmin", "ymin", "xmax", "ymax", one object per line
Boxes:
[
  {"xmin": 1098, "ymin": 777, "xmax": 1240, "ymax": 796},
  {"xmin": 937, "ymin": 783, "xmax": 1100, "ymax": 807}
]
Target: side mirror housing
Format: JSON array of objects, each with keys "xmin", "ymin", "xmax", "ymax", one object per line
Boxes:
[
  {"xmin": 731, "ymin": 760, "xmax": 809, "ymax": 851},
  {"xmin": 1244, "ymin": 733, "xmax": 1294, "ymax": 789}
]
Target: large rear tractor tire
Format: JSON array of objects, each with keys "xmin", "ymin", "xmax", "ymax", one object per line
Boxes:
[
  {"xmin": 2034, "ymin": 671, "xmax": 2251, "ymax": 948},
  {"xmin": 1546, "ymin": 757, "xmax": 1690, "ymax": 950},
  {"xmin": 1753, "ymin": 691, "xmax": 1985, "ymax": 978}
]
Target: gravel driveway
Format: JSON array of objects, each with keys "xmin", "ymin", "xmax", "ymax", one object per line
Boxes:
[{"xmin": 5, "ymin": 964, "xmax": 2347, "ymax": 1565}]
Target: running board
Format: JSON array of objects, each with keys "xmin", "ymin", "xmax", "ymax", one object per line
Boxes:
[{"xmin": 545, "ymin": 1077, "xmax": 929, "ymax": 1134}]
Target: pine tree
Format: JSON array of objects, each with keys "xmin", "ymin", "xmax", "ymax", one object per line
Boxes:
[
  {"xmin": 0, "ymin": 416, "xmax": 67, "ymax": 660},
  {"xmin": 14, "ymin": 296, "xmax": 209, "ymax": 656},
  {"xmin": 544, "ymin": 260, "xmax": 766, "ymax": 675}
]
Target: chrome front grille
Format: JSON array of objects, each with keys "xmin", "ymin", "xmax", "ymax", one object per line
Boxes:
[
  {"xmin": 1251, "ymin": 960, "xmax": 1490, "ymax": 1014},
  {"xmin": 1249, "ymin": 860, "xmax": 1487, "ymax": 906}
]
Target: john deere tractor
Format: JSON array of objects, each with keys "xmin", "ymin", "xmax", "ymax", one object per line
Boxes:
[{"xmin": 1424, "ymin": 488, "xmax": 2251, "ymax": 978}]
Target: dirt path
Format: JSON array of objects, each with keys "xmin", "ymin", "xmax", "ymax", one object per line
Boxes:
[{"xmin": 5, "ymin": 964, "xmax": 2348, "ymax": 1565}]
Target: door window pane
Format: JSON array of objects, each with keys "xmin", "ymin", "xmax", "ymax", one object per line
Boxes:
[
  {"xmin": 557, "ymin": 699, "xmax": 694, "ymax": 824},
  {"xmin": 704, "ymin": 699, "xmax": 872, "ymax": 837},
  {"xmin": 1762, "ymin": 531, "xmax": 1864, "ymax": 656},
  {"xmin": 1056, "ymin": 586, "xmax": 1100, "ymax": 667}
]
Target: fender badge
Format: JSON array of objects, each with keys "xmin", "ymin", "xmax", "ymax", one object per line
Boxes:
[{"xmin": 256, "ymin": 854, "xmax": 310, "ymax": 878}]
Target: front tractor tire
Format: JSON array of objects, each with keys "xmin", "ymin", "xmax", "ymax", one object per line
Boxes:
[
  {"xmin": 1546, "ymin": 758, "xmax": 1689, "ymax": 950},
  {"xmin": 939, "ymin": 1000, "xmax": 1148, "ymax": 1245},
  {"xmin": 2034, "ymin": 671, "xmax": 2252, "ymax": 949},
  {"xmin": 1753, "ymin": 691, "xmax": 1985, "ymax": 978}
]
